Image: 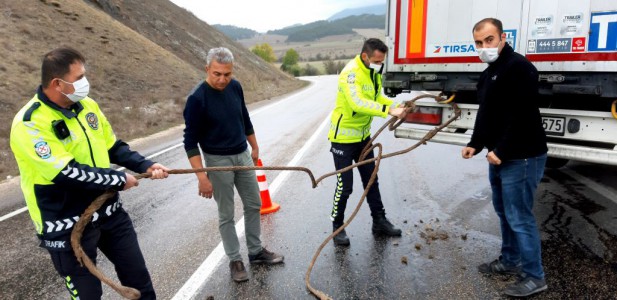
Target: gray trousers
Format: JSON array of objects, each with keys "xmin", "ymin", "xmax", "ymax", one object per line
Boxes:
[{"xmin": 205, "ymin": 149, "xmax": 262, "ymax": 261}]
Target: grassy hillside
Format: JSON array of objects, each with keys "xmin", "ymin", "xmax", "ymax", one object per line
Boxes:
[
  {"xmin": 213, "ymin": 24, "xmax": 258, "ymax": 40},
  {"xmin": 0, "ymin": 0, "xmax": 305, "ymax": 180},
  {"xmin": 240, "ymin": 28, "xmax": 386, "ymax": 64},
  {"xmin": 328, "ymin": 4, "xmax": 386, "ymax": 21},
  {"xmin": 82, "ymin": 0, "xmax": 304, "ymax": 100},
  {"xmin": 267, "ymin": 14, "xmax": 385, "ymax": 42}
]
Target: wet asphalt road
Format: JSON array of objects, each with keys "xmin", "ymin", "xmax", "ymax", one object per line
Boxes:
[{"xmin": 1, "ymin": 75, "xmax": 616, "ymax": 299}]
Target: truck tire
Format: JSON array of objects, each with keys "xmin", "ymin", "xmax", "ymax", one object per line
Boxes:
[{"xmin": 546, "ymin": 157, "xmax": 569, "ymax": 169}]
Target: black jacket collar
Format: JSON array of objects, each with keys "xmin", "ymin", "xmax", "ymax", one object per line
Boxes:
[
  {"xmin": 37, "ymin": 85, "xmax": 84, "ymax": 119},
  {"xmin": 489, "ymin": 42, "xmax": 514, "ymax": 66}
]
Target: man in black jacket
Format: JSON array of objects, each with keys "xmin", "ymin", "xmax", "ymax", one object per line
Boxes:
[
  {"xmin": 462, "ymin": 18, "xmax": 548, "ymax": 297},
  {"xmin": 183, "ymin": 47, "xmax": 284, "ymax": 283}
]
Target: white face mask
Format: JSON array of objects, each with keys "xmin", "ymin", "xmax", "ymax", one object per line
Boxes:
[
  {"xmin": 59, "ymin": 77, "xmax": 90, "ymax": 103},
  {"xmin": 369, "ymin": 63, "xmax": 384, "ymax": 74},
  {"xmin": 477, "ymin": 41, "xmax": 501, "ymax": 63}
]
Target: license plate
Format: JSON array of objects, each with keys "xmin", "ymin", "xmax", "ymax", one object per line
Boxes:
[{"xmin": 542, "ymin": 116, "xmax": 565, "ymax": 136}]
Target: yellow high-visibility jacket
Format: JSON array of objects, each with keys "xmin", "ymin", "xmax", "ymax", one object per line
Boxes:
[
  {"xmin": 10, "ymin": 87, "xmax": 152, "ymax": 241},
  {"xmin": 328, "ymin": 55, "xmax": 394, "ymax": 143}
]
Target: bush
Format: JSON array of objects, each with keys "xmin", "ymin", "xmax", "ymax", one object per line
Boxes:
[
  {"xmin": 302, "ymin": 64, "xmax": 320, "ymax": 76},
  {"xmin": 282, "ymin": 49, "xmax": 299, "ymax": 66},
  {"xmin": 251, "ymin": 43, "xmax": 276, "ymax": 63},
  {"xmin": 323, "ymin": 60, "xmax": 346, "ymax": 75},
  {"xmin": 280, "ymin": 63, "xmax": 301, "ymax": 76}
]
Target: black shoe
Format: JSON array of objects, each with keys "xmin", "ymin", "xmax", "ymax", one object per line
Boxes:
[
  {"xmin": 333, "ymin": 225, "xmax": 350, "ymax": 246},
  {"xmin": 249, "ymin": 248, "xmax": 284, "ymax": 265},
  {"xmin": 229, "ymin": 260, "xmax": 248, "ymax": 282},
  {"xmin": 372, "ymin": 211, "xmax": 402, "ymax": 236},
  {"xmin": 478, "ymin": 258, "xmax": 521, "ymax": 276},
  {"xmin": 504, "ymin": 275, "xmax": 547, "ymax": 297}
]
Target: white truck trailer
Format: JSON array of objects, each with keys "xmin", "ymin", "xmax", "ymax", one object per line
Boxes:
[{"xmin": 384, "ymin": 0, "xmax": 617, "ymax": 167}]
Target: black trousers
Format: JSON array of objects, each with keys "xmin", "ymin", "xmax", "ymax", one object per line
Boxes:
[
  {"xmin": 330, "ymin": 139, "xmax": 385, "ymax": 227},
  {"xmin": 48, "ymin": 209, "xmax": 155, "ymax": 299}
]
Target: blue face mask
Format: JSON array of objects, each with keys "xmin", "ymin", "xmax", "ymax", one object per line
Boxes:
[{"xmin": 59, "ymin": 77, "xmax": 90, "ymax": 103}]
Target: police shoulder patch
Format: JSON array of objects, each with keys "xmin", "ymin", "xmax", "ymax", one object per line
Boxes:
[
  {"xmin": 347, "ymin": 72, "xmax": 356, "ymax": 84},
  {"xmin": 85, "ymin": 112, "xmax": 99, "ymax": 130},
  {"xmin": 34, "ymin": 141, "xmax": 52, "ymax": 159}
]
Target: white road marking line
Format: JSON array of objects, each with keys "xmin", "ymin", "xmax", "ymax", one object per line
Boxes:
[
  {"xmin": 0, "ymin": 207, "xmax": 28, "ymax": 222},
  {"xmin": 0, "ymin": 84, "xmax": 321, "ymax": 222},
  {"xmin": 559, "ymin": 167, "xmax": 617, "ymax": 204},
  {"xmin": 171, "ymin": 115, "xmax": 330, "ymax": 300},
  {"xmin": 269, "ymin": 116, "xmax": 330, "ymax": 195}
]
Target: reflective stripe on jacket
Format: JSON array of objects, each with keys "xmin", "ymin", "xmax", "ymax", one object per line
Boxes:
[{"xmin": 328, "ymin": 55, "xmax": 394, "ymax": 143}]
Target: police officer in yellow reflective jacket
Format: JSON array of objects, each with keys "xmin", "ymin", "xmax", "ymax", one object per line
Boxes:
[
  {"xmin": 327, "ymin": 38, "xmax": 407, "ymax": 246},
  {"xmin": 10, "ymin": 47, "xmax": 169, "ymax": 299}
]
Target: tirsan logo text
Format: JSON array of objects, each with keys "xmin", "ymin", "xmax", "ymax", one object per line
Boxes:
[{"xmin": 433, "ymin": 44, "xmax": 476, "ymax": 53}]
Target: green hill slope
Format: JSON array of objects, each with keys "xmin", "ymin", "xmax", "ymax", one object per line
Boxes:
[
  {"xmin": 267, "ymin": 14, "xmax": 385, "ymax": 42},
  {"xmin": 213, "ymin": 24, "xmax": 258, "ymax": 40}
]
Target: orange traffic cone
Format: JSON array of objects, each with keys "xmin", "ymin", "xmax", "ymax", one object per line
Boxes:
[{"xmin": 256, "ymin": 159, "xmax": 280, "ymax": 215}]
